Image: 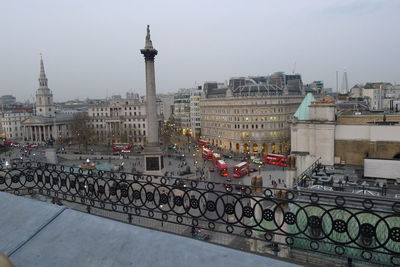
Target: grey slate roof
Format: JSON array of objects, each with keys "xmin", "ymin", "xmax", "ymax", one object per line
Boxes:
[{"xmin": 0, "ymin": 192, "xmax": 299, "ymax": 267}]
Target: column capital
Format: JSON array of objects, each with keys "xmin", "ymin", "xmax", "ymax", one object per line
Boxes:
[{"xmin": 140, "ymin": 48, "xmax": 158, "ymax": 61}]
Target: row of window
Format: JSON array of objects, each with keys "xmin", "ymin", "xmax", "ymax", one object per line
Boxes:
[
  {"xmin": 203, "ymin": 122, "xmax": 286, "ymax": 130},
  {"xmin": 91, "ymin": 111, "xmax": 143, "ymax": 117},
  {"xmin": 95, "ymin": 130, "xmax": 146, "ymax": 136},
  {"xmin": 91, "ymin": 106, "xmax": 141, "ymax": 112}
]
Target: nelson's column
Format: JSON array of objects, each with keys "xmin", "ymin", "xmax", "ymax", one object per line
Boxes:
[{"xmin": 141, "ymin": 25, "xmax": 165, "ymax": 175}]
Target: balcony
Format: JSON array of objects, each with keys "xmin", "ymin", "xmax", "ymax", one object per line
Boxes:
[{"xmin": 1, "ymin": 162, "xmax": 400, "ymax": 266}]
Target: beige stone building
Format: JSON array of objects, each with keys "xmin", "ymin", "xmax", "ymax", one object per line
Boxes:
[
  {"xmin": 200, "ymin": 75, "xmax": 303, "ymax": 155},
  {"xmin": 87, "ymin": 97, "xmax": 162, "ymax": 147},
  {"xmin": 291, "ymin": 94, "xmax": 400, "ymax": 170}
]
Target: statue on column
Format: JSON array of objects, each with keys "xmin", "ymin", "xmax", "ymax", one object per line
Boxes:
[{"xmin": 146, "ymin": 25, "xmax": 151, "ymax": 41}]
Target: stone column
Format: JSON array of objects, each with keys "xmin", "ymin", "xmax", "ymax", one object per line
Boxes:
[
  {"xmin": 39, "ymin": 126, "xmax": 43, "ymax": 142},
  {"xmin": 140, "ymin": 25, "xmax": 164, "ymax": 176},
  {"xmin": 33, "ymin": 126, "xmax": 36, "ymax": 142},
  {"xmin": 142, "ymin": 50, "xmax": 158, "ymax": 146}
]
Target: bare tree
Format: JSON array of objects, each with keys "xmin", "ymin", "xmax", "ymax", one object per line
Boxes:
[{"xmin": 70, "ymin": 112, "xmax": 93, "ymax": 152}]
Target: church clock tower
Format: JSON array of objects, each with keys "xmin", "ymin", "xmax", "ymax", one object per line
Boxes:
[{"xmin": 35, "ymin": 55, "xmax": 55, "ymax": 117}]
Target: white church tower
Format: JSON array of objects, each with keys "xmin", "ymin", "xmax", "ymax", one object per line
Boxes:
[{"xmin": 35, "ymin": 55, "xmax": 55, "ymax": 117}]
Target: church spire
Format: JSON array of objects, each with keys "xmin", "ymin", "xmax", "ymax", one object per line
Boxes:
[{"xmin": 39, "ymin": 54, "xmax": 48, "ymax": 88}]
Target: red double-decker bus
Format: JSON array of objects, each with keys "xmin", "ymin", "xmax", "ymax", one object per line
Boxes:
[
  {"xmin": 263, "ymin": 153, "xmax": 287, "ymax": 167},
  {"xmin": 212, "ymin": 152, "xmax": 221, "ymax": 166},
  {"xmin": 216, "ymin": 160, "xmax": 229, "ymax": 177},
  {"xmin": 233, "ymin": 162, "xmax": 249, "ymax": 178},
  {"xmin": 198, "ymin": 140, "xmax": 210, "ymax": 148},
  {"xmin": 112, "ymin": 143, "xmax": 132, "ymax": 152},
  {"xmin": 202, "ymin": 148, "xmax": 213, "ymax": 161}
]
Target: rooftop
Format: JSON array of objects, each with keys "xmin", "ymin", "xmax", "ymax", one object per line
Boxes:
[{"xmin": 0, "ymin": 192, "xmax": 298, "ymax": 267}]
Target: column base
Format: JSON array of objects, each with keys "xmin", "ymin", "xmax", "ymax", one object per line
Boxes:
[{"xmin": 142, "ymin": 145, "xmax": 165, "ymax": 176}]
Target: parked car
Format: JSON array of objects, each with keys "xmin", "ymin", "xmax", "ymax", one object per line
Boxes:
[
  {"xmin": 324, "ymin": 166, "xmax": 335, "ymax": 175},
  {"xmin": 252, "ymin": 158, "xmax": 262, "ymax": 165},
  {"xmin": 222, "ymin": 154, "xmax": 233, "ymax": 159},
  {"xmin": 352, "ymin": 190, "xmax": 380, "ymax": 197},
  {"xmin": 309, "ymin": 185, "xmax": 333, "ymax": 191},
  {"xmin": 312, "ymin": 172, "xmax": 332, "ymax": 183}
]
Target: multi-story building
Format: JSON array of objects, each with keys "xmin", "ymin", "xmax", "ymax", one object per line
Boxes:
[
  {"xmin": 291, "ymin": 94, "xmax": 400, "ymax": 170},
  {"xmin": 157, "ymin": 93, "xmax": 174, "ymax": 121},
  {"xmin": 190, "ymin": 87, "xmax": 202, "ymax": 138},
  {"xmin": 200, "ymin": 74, "xmax": 304, "ymax": 155},
  {"xmin": 172, "ymin": 88, "xmax": 191, "ymax": 135},
  {"xmin": 304, "ymin": 81, "xmax": 324, "ymax": 94},
  {"xmin": 87, "ymin": 97, "xmax": 163, "ymax": 146},
  {"xmin": 126, "ymin": 92, "xmax": 139, "ymax": 99},
  {"xmin": 0, "ymin": 111, "xmax": 31, "ymax": 140},
  {"xmin": 0, "ymin": 95, "xmax": 16, "ymax": 107}
]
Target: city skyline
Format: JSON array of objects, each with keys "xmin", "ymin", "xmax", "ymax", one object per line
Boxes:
[{"xmin": 1, "ymin": 0, "xmax": 399, "ymax": 101}]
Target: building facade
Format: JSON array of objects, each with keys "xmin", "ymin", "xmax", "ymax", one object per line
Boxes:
[
  {"xmin": 157, "ymin": 93, "xmax": 174, "ymax": 121},
  {"xmin": 291, "ymin": 95, "xmax": 400, "ymax": 172},
  {"xmin": 0, "ymin": 95, "xmax": 16, "ymax": 107},
  {"xmin": 190, "ymin": 88, "xmax": 202, "ymax": 138},
  {"xmin": 22, "ymin": 56, "xmax": 73, "ymax": 144},
  {"xmin": 0, "ymin": 111, "xmax": 31, "ymax": 140},
  {"xmin": 200, "ymin": 75, "xmax": 304, "ymax": 154},
  {"xmin": 172, "ymin": 88, "xmax": 191, "ymax": 135},
  {"xmin": 87, "ymin": 97, "xmax": 163, "ymax": 147}
]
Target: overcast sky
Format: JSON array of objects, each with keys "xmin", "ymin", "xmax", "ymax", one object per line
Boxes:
[{"xmin": 0, "ymin": 0, "xmax": 399, "ymax": 102}]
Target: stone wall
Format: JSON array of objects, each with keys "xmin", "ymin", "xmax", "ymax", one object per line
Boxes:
[
  {"xmin": 337, "ymin": 114, "xmax": 400, "ymax": 125},
  {"xmin": 335, "ymin": 140, "xmax": 400, "ymax": 166}
]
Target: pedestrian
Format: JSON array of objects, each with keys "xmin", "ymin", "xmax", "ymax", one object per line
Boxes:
[{"xmin": 191, "ymin": 226, "xmax": 196, "ymax": 236}]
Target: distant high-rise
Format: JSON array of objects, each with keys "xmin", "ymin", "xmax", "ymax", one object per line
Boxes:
[
  {"xmin": 126, "ymin": 92, "xmax": 139, "ymax": 99},
  {"xmin": 341, "ymin": 69, "xmax": 349, "ymax": 93}
]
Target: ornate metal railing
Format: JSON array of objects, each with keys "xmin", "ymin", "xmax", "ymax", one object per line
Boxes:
[{"xmin": 1, "ymin": 162, "xmax": 400, "ymax": 266}]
